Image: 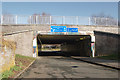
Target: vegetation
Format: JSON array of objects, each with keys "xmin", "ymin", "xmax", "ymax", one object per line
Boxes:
[
  {"xmin": 15, "ymin": 54, "xmax": 35, "ymax": 61},
  {"xmin": 2, "ymin": 64, "xmax": 22, "ymax": 78},
  {"xmin": 97, "ymin": 54, "xmax": 119, "ymax": 60},
  {"xmin": 2, "ymin": 54, "xmax": 36, "ymax": 79}
]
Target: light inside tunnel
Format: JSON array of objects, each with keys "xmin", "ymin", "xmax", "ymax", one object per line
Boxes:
[{"xmin": 41, "ymin": 44, "xmax": 61, "ymax": 52}]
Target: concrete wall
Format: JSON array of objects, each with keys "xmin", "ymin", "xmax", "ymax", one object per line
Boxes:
[
  {"xmin": 3, "ymin": 31, "xmax": 34, "ymax": 57},
  {"xmin": 1, "ymin": 25, "xmax": 119, "ymax": 57},
  {"xmin": 37, "ymin": 35, "xmax": 42, "ymax": 56},
  {"xmin": 61, "ymin": 37, "xmax": 91, "ymax": 56},
  {"xmin": 0, "ymin": 40, "xmax": 16, "ymax": 73},
  {"xmin": 94, "ymin": 31, "xmax": 120, "ymax": 56},
  {"xmin": 2, "ymin": 25, "xmax": 119, "ymax": 34},
  {"xmin": 0, "ymin": 30, "xmax": 34, "ymax": 75},
  {"xmin": 78, "ymin": 25, "xmax": 118, "ymax": 34}
]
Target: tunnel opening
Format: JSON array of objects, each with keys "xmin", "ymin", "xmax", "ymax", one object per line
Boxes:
[
  {"xmin": 37, "ymin": 34, "xmax": 91, "ymax": 57},
  {"xmin": 38, "ymin": 44, "xmax": 62, "ymax": 56}
]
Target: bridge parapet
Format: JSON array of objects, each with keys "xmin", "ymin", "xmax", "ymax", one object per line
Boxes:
[
  {"xmin": 1, "ymin": 25, "xmax": 118, "ymax": 35},
  {"xmin": 37, "ymin": 31, "xmax": 94, "ymax": 35}
]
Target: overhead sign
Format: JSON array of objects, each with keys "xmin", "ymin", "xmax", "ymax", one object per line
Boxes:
[
  {"xmin": 67, "ymin": 28, "xmax": 78, "ymax": 32},
  {"xmin": 51, "ymin": 26, "xmax": 67, "ymax": 32}
]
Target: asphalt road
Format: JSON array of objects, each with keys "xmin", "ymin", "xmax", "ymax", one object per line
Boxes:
[{"xmin": 18, "ymin": 56, "xmax": 118, "ymax": 78}]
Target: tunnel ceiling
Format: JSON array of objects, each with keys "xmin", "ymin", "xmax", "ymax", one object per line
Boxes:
[{"xmin": 38, "ymin": 34, "xmax": 90, "ymax": 44}]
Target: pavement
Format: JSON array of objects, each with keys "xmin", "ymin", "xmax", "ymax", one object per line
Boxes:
[
  {"xmin": 18, "ymin": 56, "xmax": 118, "ymax": 78},
  {"xmin": 71, "ymin": 57, "xmax": 120, "ymax": 70}
]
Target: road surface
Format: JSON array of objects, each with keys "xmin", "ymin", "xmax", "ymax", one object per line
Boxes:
[{"xmin": 18, "ymin": 56, "xmax": 118, "ymax": 78}]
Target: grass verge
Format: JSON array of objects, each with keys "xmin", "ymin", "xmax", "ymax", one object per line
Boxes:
[
  {"xmin": 97, "ymin": 54, "xmax": 119, "ymax": 60},
  {"xmin": 2, "ymin": 54, "xmax": 36, "ymax": 79}
]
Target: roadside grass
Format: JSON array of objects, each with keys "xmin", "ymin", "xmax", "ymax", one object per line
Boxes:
[
  {"xmin": 2, "ymin": 54, "xmax": 36, "ymax": 79},
  {"xmin": 97, "ymin": 54, "xmax": 119, "ymax": 60},
  {"xmin": 15, "ymin": 54, "xmax": 35, "ymax": 61},
  {"xmin": 2, "ymin": 65, "xmax": 22, "ymax": 78}
]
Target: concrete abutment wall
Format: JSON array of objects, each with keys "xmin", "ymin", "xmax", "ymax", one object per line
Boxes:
[
  {"xmin": 61, "ymin": 36, "xmax": 91, "ymax": 56},
  {"xmin": 1, "ymin": 25, "xmax": 119, "ymax": 57},
  {"xmin": 94, "ymin": 31, "xmax": 120, "ymax": 56},
  {"xmin": 3, "ymin": 31, "xmax": 34, "ymax": 57}
]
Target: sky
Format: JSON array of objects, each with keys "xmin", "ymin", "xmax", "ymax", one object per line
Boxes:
[
  {"xmin": 1, "ymin": 0, "xmax": 120, "ymax": 2},
  {"xmin": 2, "ymin": 2, "xmax": 118, "ymax": 19}
]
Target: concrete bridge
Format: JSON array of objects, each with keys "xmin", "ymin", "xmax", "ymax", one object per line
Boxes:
[
  {"xmin": 1, "ymin": 24, "xmax": 119, "ymax": 56},
  {"xmin": 0, "ymin": 24, "xmax": 119, "ymax": 73},
  {"xmin": 2, "ymin": 25, "xmax": 118, "ymax": 34}
]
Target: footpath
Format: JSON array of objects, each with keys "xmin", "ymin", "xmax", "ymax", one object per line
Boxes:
[{"xmin": 71, "ymin": 57, "xmax": 120, "ymax": 70}]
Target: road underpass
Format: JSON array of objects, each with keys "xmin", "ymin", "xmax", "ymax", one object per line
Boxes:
[{"xmin": 37, "ymin": 34, "xmax": 91, "ymax": 57}]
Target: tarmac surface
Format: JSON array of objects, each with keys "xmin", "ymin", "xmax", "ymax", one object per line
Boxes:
[
  {"xmin": 71, "ymin": 57, "xmax": 119, "ymax": 70},
  {"xmin": 18, "ymin": 56, "xmax": 118, "ymax": 79}
]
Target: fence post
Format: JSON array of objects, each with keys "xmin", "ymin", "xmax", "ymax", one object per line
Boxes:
[
  {"xmin": 63, "ymin": 16, "xmax": 65, "ymax": 25},
  {"xmin": 50, "ymin": 16, "xmax": 51, "ymax": 25},
  {"xmin": 95, "ymin": 17, "xmax": 96, "ymax": 26},
  {"xmin": 36, "ymin": 16, "xmax": 37, "ymax": 24},
  {"xmin": 30, "ymin": 16, "xmax": 31, "ymax": 24},
  {"xmin": 76, "ymin": 16, "xmax": 78, "ymax": 25},
  {"xmin": 1, "ymin": 15, "xmax": 3, "ymax": 25},
  {"xmin": 106, "ymin": 18, "xmax": 107, "ymax": 26},
  {"xmin": 64, "ymin": 16, "xmax": 65, "ymax": 25},
  {"xmin": 72, "ymin": 16, "xmax": 74, "ymax": 25},
  {"xmin": 16, "ymin": 15, "xmax": 17, "ymax": 25},
  {"xmin": 117, "ymin": 18, "xmax": 118, "ymax": 26},
  {"xmin": 88, "ymin": 17, "xmax": 91, "ymax": 25}
]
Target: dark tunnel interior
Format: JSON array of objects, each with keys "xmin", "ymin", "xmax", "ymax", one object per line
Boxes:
[{"xmin": 37, "ymin": 34, "xmax": 91, "ymax": 57}]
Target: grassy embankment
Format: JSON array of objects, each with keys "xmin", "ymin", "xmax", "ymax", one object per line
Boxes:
[{"xmin": 2, "ymin": 54, "xmax": 36, "ymax": 79}]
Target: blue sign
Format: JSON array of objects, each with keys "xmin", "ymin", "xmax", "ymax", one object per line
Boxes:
[
  {"xmin": 67, "ymin": 28, "xmax": 78, "ymax": 32},
  {"xmin": 51, "ymin": 26, "xmax": 67, "ymax": 32}
]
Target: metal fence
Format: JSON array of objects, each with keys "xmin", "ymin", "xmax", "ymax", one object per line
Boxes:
[{"xmin": 0, "ymin": 15, "xmax": 118, "ymax": 26}]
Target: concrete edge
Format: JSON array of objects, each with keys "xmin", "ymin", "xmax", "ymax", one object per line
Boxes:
[
  {"xmin": 13, "ymin": 59, "xmax": 36, "ymax": 79},
  {"xmin": 71, "ymin": 57, "xmax": 120, "ymax": 70},
  {"xmin": 3, "ymin": 29, "xmax": 33, "ymax": 36}
]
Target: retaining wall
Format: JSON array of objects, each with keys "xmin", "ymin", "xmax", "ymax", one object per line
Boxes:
[
  {"xmin": 0, "ymin": 39, "xmax": 16, "ymax": 73},
  {"xmin": 2, "ymin": 25, "xmax": 119, "ymax": 34},
  {"xmin": 3, "ymin": 31, "xmax": 34, "ymax": 57},
  {"xmin": 94, "ymin": 31, "xmax": 120, "ymax": 56}
]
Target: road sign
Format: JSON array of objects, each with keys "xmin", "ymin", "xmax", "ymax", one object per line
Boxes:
[
  {"xmin": 67, "ymin": 28, "xmax": 78, "ymax": 32},
  {"xmin": 51, "ymin": 26, "xmax": 67, "ymax": 32}
]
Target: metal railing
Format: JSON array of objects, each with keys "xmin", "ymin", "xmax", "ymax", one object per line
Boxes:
[{"xmin": 0, "ymin": 15, "xmax": 118, "ymax": 26}]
